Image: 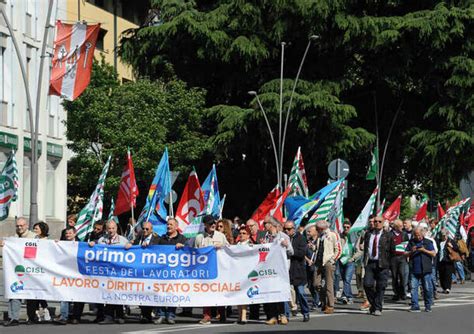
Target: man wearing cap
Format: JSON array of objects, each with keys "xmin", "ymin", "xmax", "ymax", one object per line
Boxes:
[{"xmin": 195, "ymin": 215, "xmax": 229, "ymax": 324}]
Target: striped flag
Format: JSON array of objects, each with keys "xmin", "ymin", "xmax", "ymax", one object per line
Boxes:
[
  {"xmin": 375, "ymin": 198, "xmax": 386, "ymax": 216},
  {"xmin": 340, "ymin": 187, "xmax": 378, "ymax": 265},
  {"xmin": 332, "ymin": 182, "xmax": 345, "ymax": 233},
  {"xmin": 395, "ymin": 241, "xmax": 409, "ymax": 253},
  {"xmin": 432, "ymin": 198, "xmax": 470, "ymax": 239},
  {"xmin": 288, "ymin": 147, "xmax": 309, "ymax": 197},
  {"xmin": 76, "ymin": 156, "xmax": 111, "ymax": 240},
  {"xmin": 0, "ymin": 151, "xmax": 18, "ymax": 221},
  {"xmin": 107, "ymin": 198, "xmax": 119, "ymax": 223},
  {"xmin": 307, "ymin": 181, "xmax": 343, "ymax": 229},
  {"xmin": 49, "ymin": 21, "xmax": 100, "ymax": 101}
]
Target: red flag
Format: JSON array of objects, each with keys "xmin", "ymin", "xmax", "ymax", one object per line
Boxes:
[
  {"xmin": 114, "ymin": 150, "xmax": 139, "ymax": 216},
  {"xmin": 413, "ymin": 201, "xmax": 428, "ymax": 222},
  {"xmin": 251, "ymin": 186, "xmax": 280, "ymax": 229},
  {"xmin": 49, "ymin": 21, "xmax": 100, "ymax": 101},
  {"xmin": 466, "ymin": 202, "xmax": 474, "ymax": 232},
  {"xmin": 382, "ymin": 195, "xmax": 402, "ymax": 221},
  {"xmin": 175, "ymin": 171, "xmax": 204, "ymax": 232},
  {"xmin": 437, "ymin": 202, "xmax": 446, "ymax": 220},
  {"xmin": 270, "ymin": 186, "xmax": 291, "ymax": 224}
]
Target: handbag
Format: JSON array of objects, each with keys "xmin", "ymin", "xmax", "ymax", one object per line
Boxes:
[{"xmin": 447, "ymin": 246, "xmax": 462, "ymax": 262}]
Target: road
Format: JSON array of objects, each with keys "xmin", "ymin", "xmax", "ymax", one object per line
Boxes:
[{"xmin": 1, "ymin": 263, "xmax": 473, "ymax": 334}]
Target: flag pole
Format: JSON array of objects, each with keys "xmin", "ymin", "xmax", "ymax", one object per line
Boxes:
[{"xmin": 373, "ymin": 91, "xmax": 381, "ymax": 212}]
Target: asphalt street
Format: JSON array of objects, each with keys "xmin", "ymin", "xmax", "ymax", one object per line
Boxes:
[{"xmin": 1, "ymin": 263, "xmax": 473, "ymax": 334}]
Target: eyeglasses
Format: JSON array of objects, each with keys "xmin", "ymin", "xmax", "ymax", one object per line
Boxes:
[
  {"xmin": 15, "ymin": 225, "xmax": 25, "ymax": 228},
  {"xmin": 217, "ymin": 225, "xmax": 224, "ymax": 229},
  {"xmin": 344, "ymin": 226, "xmax": 350, "ymax": 229},
  {"xmin": 284, "ymin": 227, "xmax": 294, "ymax": 231},
  {"xmin": 143, "ymin": 228, "xmax": 151, "ymax": 231},
  {"xmin": 375, "ymin": 220, "xmax": 383, "ymax": 223}
]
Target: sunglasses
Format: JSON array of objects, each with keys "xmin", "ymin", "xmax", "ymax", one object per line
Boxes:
[
  {"xmin": 375, "ymin": 220, "xmax": 383, "ymax": 223},
  {"xmin": 143, "ymin": 228, "xmax": 151, "ymax": 231},
  {"xmin": 284, "ymin": 227, "xmax": 293, "ymax": 231},
  {"xmin": 217, "ymin": 225, "xmax": 224, "ymax": 228}
]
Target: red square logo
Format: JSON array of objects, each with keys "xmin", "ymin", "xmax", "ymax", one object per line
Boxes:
[{"xmin": 24, "ymin": 246, "xmax": 37, "ymax": 259}]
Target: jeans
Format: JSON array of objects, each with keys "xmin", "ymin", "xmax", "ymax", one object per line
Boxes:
[
  {"xmin": 452, "ymin": 261, "xmax": 465, "ymax": 282},
  {"xmin": 363, "ymin": 261, "xmax": 389, "ymax": 312},
  {"xmin": 430, "ymin": 262, "xmax": 437, "ymax": 294},
  {"xmin": 159, "ymin": 307, "xmax": 177, "ymax": 320},
  {"xmin": 340, "ymin": 261, "xmax": 355, "ymax": 300},
  {"xmin": 333, "ymin": 261, "xmax": 341, "ymax": 294},
  {"xmin": 411, "ymin": 273, "xmax": 433, "ymax": 310},
  {"xmin": 60, "ymin": 301, "xmax": 69, "ymax": 320},
  {"xmin": 390, "ymin": 255, "xmax": 408, "ymax": 298},
  {"xmin": 294, "ymin": 284, "xmax": 310, "ymax": 316},
  {"xmin": 8, "ymin": 299, "xmax": 21, "ymax": 321}
]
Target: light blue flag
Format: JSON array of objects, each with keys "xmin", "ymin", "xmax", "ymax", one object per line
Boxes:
[
  {"xmin": 137, "ymin": 148, "xmax": 171, "ymax": 235},
  {"xmin": 201, "ymin": 164, "xmax": 221, "ymax": 218},
  {"xmin": 285, "ymin": 179, "xmax": 345, "ymax": 226}
]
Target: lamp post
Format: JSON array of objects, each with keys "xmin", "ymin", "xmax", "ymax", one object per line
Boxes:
[{"xmin": 249, "ymin": 35, "xmax": 318, "ymax": 190}]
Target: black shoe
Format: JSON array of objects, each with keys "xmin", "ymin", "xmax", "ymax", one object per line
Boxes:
[
  {"xmin": 98, "ymin": 318, "xmax": 115, "ymax": 325},
  {"xmin": 392, "ymin": 296, "xmax": 400, "ymax": 301},
  {"xmin": 291, "ymin": 310, "xmax": 298, "ymax": 316},
  {"xmin": 303, "ymin": 315, "xmax": 310, "ymax": 322},
  {"xmin": 140, "ymin": 317, "xmax": 153, "ymax": 324},
  {"xmin": 116, "ymin": 318, "xmax": 125, "ymax": 324},
  {"xmin": 93, "ymin": 317, "xmax": 104, "ymax": 323},
  {"xmin": 4, "ymin": 319, "xmax": 20, "ymax": 327},
  {"xmin": 70, "ymin": 319, "xmax": 79, "ymax": 325},
  {"xmin": 53, "ymin": 318, "xmax": 68, "ymax": 325}
]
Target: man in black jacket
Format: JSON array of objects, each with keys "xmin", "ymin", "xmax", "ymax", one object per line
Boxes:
[
  {"xmin": 125, "ymin": 221, "xmax": 160, "ymax": 323},
  {"xmin": 156, "ymin": 218, "xmax": 187, "ymax": 324},
  {"xmin": 363, "ymin": 216, "xmax": 393, "ymax": 316},
  {"xmin": 389, "ymin": 219, "xmax": 410, "ymax": 301},
  {"xmin": 284, "ymin": 221, "xmax": 310, "ymax": 322}
]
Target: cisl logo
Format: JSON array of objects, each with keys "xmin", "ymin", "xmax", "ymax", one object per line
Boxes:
[
  {"xmin": 23, "ymin": 241, "xmax": 38, "ymax": 259},
  {"xmin": 247, "ymin": 268, "xmax": 278, "ymax": 282},
  {"xmin": 14, "ymin": 265, "xmax": 26, "ymax": 277}
]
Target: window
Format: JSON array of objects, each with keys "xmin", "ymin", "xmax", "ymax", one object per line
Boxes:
[
  {"xmin": 96, "ymin": 28, "xmax": 107, "ymax": 52},
  {"xmin": 45, "ymin": 159, "xmax": 57, "ymax": 217},
  {"xmin": 23, "ymin": 155, "xmax": 31, "ymax": 216}
]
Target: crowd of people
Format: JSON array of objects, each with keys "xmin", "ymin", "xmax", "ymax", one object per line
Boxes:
[{"xmin": 0, "ymin": 212, "xmax": 473, "ymax": 327}]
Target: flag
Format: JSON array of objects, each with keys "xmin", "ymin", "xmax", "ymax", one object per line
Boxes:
[
  {"xmin": 375, "ymin": 198, "xmax": 386, "ymax": 216},
  {"xmin": 269, "ymin": 186, "xmax": 290, "ymax": 224},
  {"xmin": 331, "ymin": 182, "xmax": 345, "ymax": 233},
  {"xmin": 465, "ymin": 201, "xmax": 474, "ymax": 232},
  {"xmin": 114, "ymin": 149, "xmax": 139, "ymax": 216},
  {"xmin": 76, "ymin": 156, "xmax": 111, "ymax": 240},
  {"xmin": 288, "ymin": 147, "xmax": 309, "ymax": 197},
  {"xmin": 395, "ymin": 241, "xmax": 409, "ymax": 253},
  {"xmin": 107, "ymin": 198, "xmax": 119, "ymax": 223},
  {"xmin": 201, "ymin": 165, "xmax": 221, "ymax": 218},
  {"xmin": 285, "ymin": 179, "xmax": 344, "ymax": 227},
  {"xmin": 49, "ymin": 21, "xmax": 100, "ymax": 101},
  {"xmin": 383, "ymin": 195, "xmax": 402, "ymax": 221},
  {"xmin": 340, "ymin": 187, "xmax": 378, "ymax": 264},
  {"xmin": 432, "ymin": 198, "xmax": 470, "ymax": 239},
  {"xmin": 437, "ymin": 202, "xmax": 446, "ymax": 220},
  {"xmin": 251, "ymin": 186, "xmax": 282, "ymax": 229},
  {"xmin": 0, "ymin": 151, "xmax": 18, "ymax": 221},
  {"xmin": 175, "ymin": 170, "xmax": 204, "ymax": 233},
  {"xmin": 366, "ymin": 147, "xmax": 378, "ymax": 180},
  {"xmin": 219, "ymin": 194, "xmax": 227, "ymax": 219},
  {"xmin": 137, "ymin": 148, "xmax": 171, "ymax": 235},
  {"xmin": 307, "ymin": 181, "xmax": 344, "ymax": 229}
]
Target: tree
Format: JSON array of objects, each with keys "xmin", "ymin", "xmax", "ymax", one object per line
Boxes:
[
  {"xmin": 64, "ymin": 59, "xmax": 210, "ymax": 213},
  {"xmin": 119, "ymin": 1, "xmax": 473, "ymax": 218}
]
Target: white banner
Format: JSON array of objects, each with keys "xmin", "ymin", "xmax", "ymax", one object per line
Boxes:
[{"xmin": 3, "ymin": 239, "xmax": 291, "ymax": 307}]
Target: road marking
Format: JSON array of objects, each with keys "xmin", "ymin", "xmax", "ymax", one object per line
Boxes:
[{"xmin": 122, "ymin": 323, "xmax": 232, "ymax": 334}]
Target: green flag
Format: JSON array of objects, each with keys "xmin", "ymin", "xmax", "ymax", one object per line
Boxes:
[
  {"xmin": 366, "ymin": 147, "xmax": 378, "ymax": 180},
  {"xmin": 0, "ymin": 151, "xmax": 18, "ymax": 221}
]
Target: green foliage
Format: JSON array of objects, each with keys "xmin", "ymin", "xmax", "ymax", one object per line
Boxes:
[
  {"xmin": 116, "ymin": 0, "xmax": 473, "ymax": 217},
  {"xmin": 64, "ymin": 59, "xmax": 209, "ymax": 211}
]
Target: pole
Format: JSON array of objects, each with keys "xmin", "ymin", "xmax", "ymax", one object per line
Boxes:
[
  {"xmin": 78, "ymin": 0, "xmax": 81, "ymax": 21},
  {"xmin": 113, "ymin": 0, "xmax": 118, "ymax": 72},
  {"xmin": 280, "ymin": 36, "xmax": 318, "ymax": 185},
  {"xmin": 29, "ymin": 0, "xmax": 54, "ymax": 228},
  {"xmin": 379, "ymin": 100, "xmax": 404, "ymax": 203},
  {"xmin": 278, "ymin": 42, "xmax": 286, "ymax": 190},
  {"xmin": 0, "ymin": 8, "xmax": 34, "ymax": 228},
  {"xmin": 250, "ymin": 92, "xmax": 280, "ymax": 188},
  {"xmin": 373, "ymin": 91, "xmax": 381, "ymax": 211}
]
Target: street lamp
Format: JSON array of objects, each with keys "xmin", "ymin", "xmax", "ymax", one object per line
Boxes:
[
  {"xmin": 249, "ymin": 35, "xmax": 319, "ymax": 191},
  {"xmin": 248, "ymin": 91, "xmax": 280, "ymax": 187}
]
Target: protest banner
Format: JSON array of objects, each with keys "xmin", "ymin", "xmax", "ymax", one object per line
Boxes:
[{"xmin": 3, "ymin": 239, "xmax": 290, "ymax": 307}]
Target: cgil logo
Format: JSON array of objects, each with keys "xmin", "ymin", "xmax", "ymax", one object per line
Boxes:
[
  {"xmin": 247, "ymin": 285, "xmax": 259, "ymax": 298},
  {"xmin": 23, "ymin": 242, "xmax": 38, "ymax": 259}
]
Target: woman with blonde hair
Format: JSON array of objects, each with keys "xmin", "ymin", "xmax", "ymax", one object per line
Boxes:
[{"xmin": 217, "ymin": 218, "xmax": 234, "ymax": 245}]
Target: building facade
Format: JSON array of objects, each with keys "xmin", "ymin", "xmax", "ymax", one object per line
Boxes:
[{"xmin": 0, "ymin": 0, "xmax": 145, "ymax": 237}]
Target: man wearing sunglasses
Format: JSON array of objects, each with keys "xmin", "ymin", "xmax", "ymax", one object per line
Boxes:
[{"xmin": 362, "ymin": 216, "xmax": 393, "ymax": 316}]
